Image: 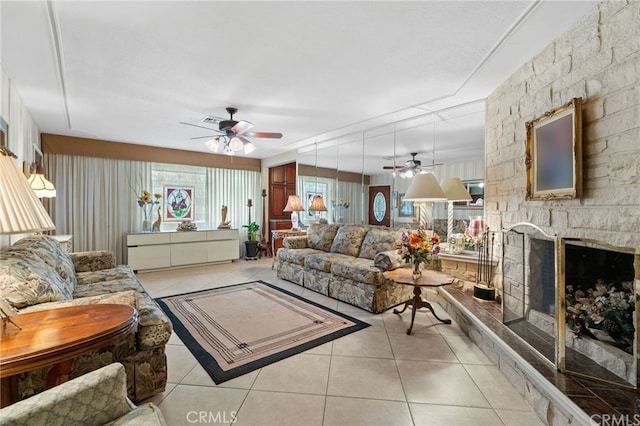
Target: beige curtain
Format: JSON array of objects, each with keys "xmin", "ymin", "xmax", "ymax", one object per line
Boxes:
[{"xmin": 46, "ymin": 154, "xmax": 150, "ymax": 263}]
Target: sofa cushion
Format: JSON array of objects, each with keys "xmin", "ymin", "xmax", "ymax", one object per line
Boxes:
[
  {"xmin": 304, "ymin": 252, "xmax": 354, "ymax": 273},
  {"xmin": 307, "ymin": 223, "xmax": 340, "ymax": 252},
  {"xmin": 330, "ymin": 257, "xmax": 386, "ymax": 286},
  {"xmin": 358, "ymin": 227, "xmax": 401, "ymax": 260},
  {"xmin": 278, "ymin": 248, "xmax": 322, "ymax": 266},
  {"xmin": 330, "ymin": 225, "xmax": 369, "ymax": 257},
  {"xmin": 10, "ymin": 235, "xmax": 77, "ymax": 294},
  {"xmin": 76, "ymin": 265, "xmax": 137, "ymax": 285},
  {"xmin": 20, "ymin": 290, "xmax": 138, "ymax": 314},
  {"xmin": 73, "ymin": 278, "xmax": 145, "ymax": 299},
  {"xmin": 0, "ymin": 250, "xmax": 73, "ymax": 308}
]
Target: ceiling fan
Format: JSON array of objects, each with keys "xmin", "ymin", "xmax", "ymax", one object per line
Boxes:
[
  {"xmin": 383, "ymin": 152, "xmax": 441, "ymax": 178},
  {"xmin": 180, "ymin": 107, "xmax": 283, "ymax": 155}
]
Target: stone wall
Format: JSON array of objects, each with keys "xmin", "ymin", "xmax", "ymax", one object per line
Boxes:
[{"xmin": 485, "ymin": 0, "xmax": 640, "ymax": 295}]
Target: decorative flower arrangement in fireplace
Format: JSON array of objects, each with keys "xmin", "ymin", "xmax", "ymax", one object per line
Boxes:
[
  {"xmin": 566, "ymin": 280, "xmax": 635, "ymax": 354},
  {"xmin": 397, "ymin": 225, "xmax": 440, "ymax": 279}
]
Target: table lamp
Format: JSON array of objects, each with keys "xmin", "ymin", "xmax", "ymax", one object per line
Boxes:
[
  {"xmin": 1, "ymin": 147, "xmax": 56, "ymax": 328},
  {"xmin": 441, "ymin": 177, "xmax": 472, "ymax": 250},
  {"xmin": 403, "ymin": 173, "xmax": 446, "ymax": 227},
  {"xmin": 283, "ymin": 195, "xmax": 305, "ymax": 230}
]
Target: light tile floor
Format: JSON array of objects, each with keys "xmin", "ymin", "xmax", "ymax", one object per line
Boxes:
[{"xmin": 138, "ymin": 258, "xmax": 544, "ymax": 426}]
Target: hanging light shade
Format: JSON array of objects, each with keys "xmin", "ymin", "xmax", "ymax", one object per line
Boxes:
[
  {"xmin": 27, "ymin": 173, "xmax": 57, "ymax": 198},
  {"xmin": 403, "ymin": 173, "xmax": 446, "ymax": 201},
  {"xmin": 441, "ymin": 177, "xmax": 472, "ymax": 202},
  {"xmin": 205, "ymin": 138, "xmax": 219, "ymax": 152},
  {"xmin": 228, "ymin": 136, "xmax": 244, "ymax": 152},
  {"xmin": 0, "ymin": 147, "xmax": 55, "ymax": 234},
  {"xmin": 308, "ymin": 195, "xmax": 328, "ymax": 212},
  {"xmin": 243, "ymin": 141, "xmax": 257, "ymax": 154}
]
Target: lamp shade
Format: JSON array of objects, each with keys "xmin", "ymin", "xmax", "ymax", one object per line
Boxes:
[
  {"xmin": 283, "ymin": 195, "xmax": 305, "ymax": 212},
  {"xmin": 0, "ymin": 148, "xmax": 55, "ymax": 234},
  {"xmin": 308, "ymin": 195, "xmax": 328, "ymax": 212},
  {"xmin": 403, "ymin": 173, "xmax": 446, "ymax": 201},
  {"xmin": 441, "ymin": 178, "xmax": 472, "ymax": 202},
  {"xmin": 27, "ymin": 173, "xmax": 57, "ymax": 198}
]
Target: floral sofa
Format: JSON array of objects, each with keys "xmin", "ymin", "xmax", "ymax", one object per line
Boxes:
[
  {"xmin": 277, "ymin": 223, "xmax": 416, "ymax": 313},
  {"xmin": 0, "ymin": 235, "xmax": 172, "ymax": 403}
]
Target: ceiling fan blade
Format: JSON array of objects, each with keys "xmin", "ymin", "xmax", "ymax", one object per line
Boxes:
[
  {"xmin": 230, "ymin": 120, "xmax": 254, "ymax": 134},
  {"xmin": 244, "ymin": 131, "xmax": 283, "ymax": 139},
  {"xmin": 382, "ymin": 165, "xmax": 403, "ymax": 169},
  {"xmin": 179, "ymin": 122, "xmax": 222, "ymax": 132},
  {"xmin": 190, "ymin": 135, "xmax": 218, "ymax": 140}
]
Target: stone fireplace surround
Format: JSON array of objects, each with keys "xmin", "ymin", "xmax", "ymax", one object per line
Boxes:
[{"xmin": 477, "ymin": 1, "xmax": 639, "ymax": 423}]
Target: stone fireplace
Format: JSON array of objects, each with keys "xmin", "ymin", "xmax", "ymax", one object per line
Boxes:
[{"xmin": 502, "ymin": 222, "xmax": 638, "ymax": 388}]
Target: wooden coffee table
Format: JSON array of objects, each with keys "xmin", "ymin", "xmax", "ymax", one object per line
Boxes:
[
  {"xmin": 384, "ymin": 269, "xmax": 454, "ymax": 335},
  {"xmin": 0, "ymin": 304, "xmax": 138, "ymax": 407}
]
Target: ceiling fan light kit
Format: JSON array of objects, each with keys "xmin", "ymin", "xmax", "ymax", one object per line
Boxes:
[{"xmin": 183, "ymin": 107, "xmax": 283, "ymax": 156}]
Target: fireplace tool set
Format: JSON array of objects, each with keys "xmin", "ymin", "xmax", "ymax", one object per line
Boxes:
[{"xmin": 474, "ymin": 229, "xmax": 496, "ymax": 301}]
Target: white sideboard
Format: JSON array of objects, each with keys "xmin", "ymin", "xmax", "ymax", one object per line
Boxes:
[{"xmin": 126, "ymin": 229, "xmax": 239, "ymax": 271}]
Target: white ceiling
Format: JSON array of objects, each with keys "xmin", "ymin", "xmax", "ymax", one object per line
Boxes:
[{"xmin": 1, "ymin": 1, "xmax": 599, "ymax": 173}]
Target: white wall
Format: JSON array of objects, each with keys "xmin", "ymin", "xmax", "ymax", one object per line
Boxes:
[{"xmin": 1, "ymin": 63, "xmax": 42, "ymax": 248}]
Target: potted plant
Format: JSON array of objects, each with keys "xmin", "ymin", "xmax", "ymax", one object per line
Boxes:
[{"xmin": 243, "ymin": 221, "xmax": 260, "ymax": 259}]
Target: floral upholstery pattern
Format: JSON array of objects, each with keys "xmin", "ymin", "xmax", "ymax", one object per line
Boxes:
[
  {"xmin": 72, "ymin": 279, "xmax": 144, "ymax": 299},
  {"xmin": 307, "ymin": 223, "xmax": 340, "ymax": 251},
  {"xmin": 278, "ymin": 248, "xmax": 320, "ymax": 265},
  {"xmin": 359, "ymin": 227, "xmax": 401, "ymax": 260},
  {"xmin": 331, "ymin": 257, "xmax": 386, "ymax": 286},
  {"xmin": 136, "ymin": 293, "xmax": 174, "ymax": 350},
  {"xmin": 330, "ymin": 225, "xmax": 369, "ymax": 257},
  {"xmin": 328, "ymin": 277, "xmax": 414, "ymax": 313},
  {"xmin": 10, "ymin": 235, "xmax": 77, "ymax": 293},
  {"xmin": 76, "ymin": 265, "xmax": 137, "ymax": 285},
  {"xmin": 278, "ymin": 261, "xmax": 304, "ymax": 285},
  {"xmin": 303, "ymin": 269, "xmax": 331, "ymax": 295},
  {"xmin": 373, "ymin": 250, "xmax": 405, "ymax": 271},
  {"xmin": 0, "ymin": 235, "xmax": 171, "ymax": 403},
  {"xmin": 277, "ymin": 224, "xmax": 428, "ymax": 313},
  {"xmin": 71, "ymin": 250, "xmax": 117, "ymax": 272},
  {"xmin": 0, "ymin": 250, "xmax": 72, "ymax": 308},
  {"xmin": 0, "ymin": 363, "xmax": 166, "ymax": 426},
  {"xmin": 20, "ymin": 290, "xmax": 138, "ymax": 314},
  {"xmin": 305, "ymin": 252, "xmax": 352, "ymax": 273},
  {"xmin": 283, "ymin": 236, "xmax": 309, "ymax": 249}
]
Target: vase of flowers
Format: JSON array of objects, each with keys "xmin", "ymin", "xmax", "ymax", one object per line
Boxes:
[
  {"xmin": 137, "ymin": 190, "xmax": 162, "ymax": 233},
  {"xmin": 397, "ymin": 225, "xmax": 440, "ymax": 280}
]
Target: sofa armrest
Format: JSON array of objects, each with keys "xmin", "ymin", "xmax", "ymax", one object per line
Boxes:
[
  {"xmin": 0, "ymin": 363, "xmax": 135, "ymax": 425},
  {"xmin": 374, "ymin": 250, "xmax": 406, "ymax": 271},
  {"xmin": 283, "ymin": 236, "xmax": 309, "ymax": 249},
  {"xmin": 71, "ymin": 250, "xmax": 116, "ymax": 272}
]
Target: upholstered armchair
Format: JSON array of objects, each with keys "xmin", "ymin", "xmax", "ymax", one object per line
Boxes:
[{"xmin": 0, "ymin": 363, "xmax": 166, "ymax": 426}]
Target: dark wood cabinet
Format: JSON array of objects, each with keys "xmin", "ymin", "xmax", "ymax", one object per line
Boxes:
[{"xmin": 269, "ymin": 162, "xmax": 297, "ymax": 237}]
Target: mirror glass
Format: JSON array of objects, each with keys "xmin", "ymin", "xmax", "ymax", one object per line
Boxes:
[{"xmin": 296, "ymin": 100, "xmax": 487, "ymax": 229}]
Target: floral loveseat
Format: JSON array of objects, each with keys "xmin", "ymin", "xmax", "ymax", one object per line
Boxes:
[
  {"xmin": 277, "ymin": 223, "xmax": 415, "ymax": 313},
  {"xmin": 0, "ymin": 235, "xmax": 172, "ymax": 403}
]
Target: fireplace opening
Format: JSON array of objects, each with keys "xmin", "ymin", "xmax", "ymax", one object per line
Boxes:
[{"xmin": 564, "ymin": 242, "xmax": 635, "ymax": 355}]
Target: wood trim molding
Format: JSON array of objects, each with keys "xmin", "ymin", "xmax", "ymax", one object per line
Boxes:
[
  {"xmin": 298, "ymin": 164, "xmax": 370, "ymax": 184},
  {"xmin": 41, "ymin": 133, "xmax": 261, "ymax": 172}
]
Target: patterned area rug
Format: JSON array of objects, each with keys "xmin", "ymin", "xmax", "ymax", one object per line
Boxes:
[{"xmin": 156, "ymin": 281, "xmax": 369, "ymax": 384}]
